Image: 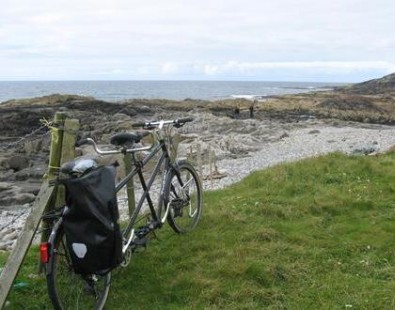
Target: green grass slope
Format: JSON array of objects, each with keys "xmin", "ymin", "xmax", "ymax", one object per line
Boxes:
[{"xmin": 2, "ymin": 151, "xmax": 395, "ymax": 309}]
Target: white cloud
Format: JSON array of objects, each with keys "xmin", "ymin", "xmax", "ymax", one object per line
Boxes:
[
  {"xmin": 161, "ymin": 62, "xmax": 179, "ymax": 74},
  {"xmin": 1, "ymin": 0, "xmax": 395, "ymax": 81},
  {"xmin": 154, "ymin": 60, "xmax": 394, "ymax": 82},
  {"xmin": 26, "ymin": 13, "xmax": 66, "ymax": 25}
]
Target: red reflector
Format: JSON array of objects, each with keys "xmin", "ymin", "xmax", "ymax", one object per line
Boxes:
[{"xmin": 40, "ymin": 243, "xmax": 50, "ymax": 263}]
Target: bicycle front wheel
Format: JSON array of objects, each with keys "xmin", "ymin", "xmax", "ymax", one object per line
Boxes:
[
  {"xmin": 46, "ymin": 226, "xmax": 111, "ymax": 309},
  {"xmin": 164, "ymin": 160, "xmax": 203, "ymax": 233}
]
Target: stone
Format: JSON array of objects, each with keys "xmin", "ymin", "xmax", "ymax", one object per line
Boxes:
[
  {"xmin": 279, "ymin": 132, "xmax": 290, "ymax": 140},
  {"xmin": 352, "ymin": 144, "xmax": 379, "ymax": 155},
  {"xmin": 14, "ymin": 167, "xmax": 46, "ymax": 181},
  {"xmin": 0, "ymin": 230, "xmax": 7, "ymax": 241},
  {"xmin": 0, "ymin": 170, "xmax": 16, "ymax": 181},
  {"xmin": 112, "ymin": 113, "xmax": 132, "ymax": 122},
  {"xmin": 0, "ymin": 182, "xmax": 13, "ymax": 192},
  {"xmin": 3, "ymin": 230, "xmax": 18, "ymax": 242},
  {"xmin": 14, "ymin": 193, "xmax": 36, "ymax": 204},
  {"xmin": 4, "ymin": 155, "xmax": 31, "ymax": 172}
]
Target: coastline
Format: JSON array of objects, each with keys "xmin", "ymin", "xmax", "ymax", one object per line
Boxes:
[
  {"xmin": 0, "ymin": 80, "xmax": 344, "ymax": 103},
  {"xmin": 0, "ymin": 81, "xmax": 395, "ymax": 250}
]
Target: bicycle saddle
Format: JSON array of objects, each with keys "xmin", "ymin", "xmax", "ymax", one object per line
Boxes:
[{"xmin": 110, "ymin": 132, "xmax": 148, "ymax": 146}]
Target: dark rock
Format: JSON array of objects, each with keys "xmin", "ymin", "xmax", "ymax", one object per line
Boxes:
[
  {"xmin": 0, "ymin": 170, "xmax": 16, "ymax": 181},
  {"xmin": 111, "ymin": 113, "xmax": 132, "ymax": 122},
  {"xmin": 352, "ymin": 145, "xmax": 379, "ymax": 155},
  {"xmin": 0, "ymin": 182, "xmax": 13, "ymax": 192},
  {"xmin": 14, "ymin": 166, "xmax": 46, "ymax": 181},
  {"xmin": 13, "ymin": 193, "xmax": 36, "ymax": 204},
  {"xmin": 0, "ymin": 190, "xmax": 35, "ymax": 206},
  {"xmin": 2, "ymin": 155, "xmax": 31, "ymax": 172},
  {"xmin": 0, "ymin": 181, "xmax": 39, "ymax": 206},
  {"xmin": 279, "ymin": 132, "xmax": 290, "ymax": 140}
]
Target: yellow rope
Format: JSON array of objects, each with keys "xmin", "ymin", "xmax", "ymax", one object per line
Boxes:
[
  {"xmin": 40, "ymin": 117, "xmax": 78, "ymax": 135},
  {"xmin": 39, "ymin": 117, "xmax": 55, "ymax": 130},
  {"xmin": 48, "ymin": 165, "xmax": 60, "ymax": 170}
]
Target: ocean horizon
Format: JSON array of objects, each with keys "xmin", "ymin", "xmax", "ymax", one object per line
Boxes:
[{"xmin": 0, "ymin": 80, "xmax": 347, "ymax": 103}]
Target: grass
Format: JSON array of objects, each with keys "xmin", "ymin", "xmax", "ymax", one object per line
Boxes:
[{"xmin": 1, "ymin": 151, "xmax": 395, "ymax": 309}]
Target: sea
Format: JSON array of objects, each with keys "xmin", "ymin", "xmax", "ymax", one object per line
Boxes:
[{"xmin": 0, "ymin": 80, "xmax": 347, "ymax": 103}]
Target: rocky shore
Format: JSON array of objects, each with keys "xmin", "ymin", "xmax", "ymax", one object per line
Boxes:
[
  {"xmin": 1, "ymin": 73, "xmax": 395, "ymax": 251},
  {"xmin": 1, "ymin": 116, "xmax": 394, "ymax": 251}
]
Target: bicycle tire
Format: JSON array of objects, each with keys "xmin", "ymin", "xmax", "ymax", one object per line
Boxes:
[
  {"xmin": 164, "ymin": 160, "xmax": 203, "ymax": 233},
  {"xmin": 46, "ymin": 225, "xmax": 111, "ymax": 309}
]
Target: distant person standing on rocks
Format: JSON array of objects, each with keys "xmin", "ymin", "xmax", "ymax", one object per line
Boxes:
[
  {"xmin": 234, "ymin": 104, "xmax": 240, "ymax": 119},
  {"xmin": 249, "ymin": 100, "xmax": 256, "ymax": 118}
]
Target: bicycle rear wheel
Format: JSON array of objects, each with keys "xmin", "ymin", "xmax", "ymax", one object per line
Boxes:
[
  {"xmin": 164, "ymin": 160, "xmax": 203, "ymax": 233},
  {"xmin": 46, "ymin": 226, "xmax": 111, "ymax": 309}
]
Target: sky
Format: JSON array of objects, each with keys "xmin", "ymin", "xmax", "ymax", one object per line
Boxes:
[{"xmin": 1, "ymin": 0, "xmax": 395, "ymax": 82}]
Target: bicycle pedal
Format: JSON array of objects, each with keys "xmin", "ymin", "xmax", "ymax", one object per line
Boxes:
[
  {"xmin": 136, "ymin": 226, "xmax": 150, "ymax": 238},
  {"xmin": 134, "ymin": 237, "xmax": 148, "ymax": 247}
]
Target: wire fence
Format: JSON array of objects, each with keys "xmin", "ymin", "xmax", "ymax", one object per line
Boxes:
[
  {"xmin": 0, "ymin": 208, "xmax": 30, "ymax": 233},
  {"xmin": 2, "ymin": 125, "xmax": 50, "ymax": 150},
  {"xmin": 0, "ymin": 122, "xmax": 53, "ymax": 233}
]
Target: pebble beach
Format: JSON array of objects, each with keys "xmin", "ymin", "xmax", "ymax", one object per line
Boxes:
[{"xmin": 207, "ymin": 123, "xmax": 395, "ymax": 190}]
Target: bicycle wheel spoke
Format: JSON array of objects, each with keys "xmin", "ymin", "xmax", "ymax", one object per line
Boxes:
[
  {"xmin": 182, "ymin": 176, "xmax": 194, "ymax": 190},
  {"xmin": 165, "ymin": 161, "xmax": 203, "ymax": 233}
]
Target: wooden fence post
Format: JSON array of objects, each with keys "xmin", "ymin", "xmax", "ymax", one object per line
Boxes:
[
  {"xmin": 40, "ymin": 114, "xmax": 79, "ymax": 247},
  {"xmin": 54, "ymin": 117, "xmax": 80, "ymax": 208},
  {"xmin": 208, "ymin": 146, "xmax": 213, "ymax": 187},
  {"xmin": 123, "ymin": 153, "xmax": 136, "ymax": 215},
  {"xmin": 47, "ymin": 112, "xmax": 67, "ymax": 181},
  {"xmin": 197, "ymin": 143, "xmax": 202, "ymax": 180},
  {"xmin": 0, "ymin": 113, "xmax": 79, "ymax": 308}
]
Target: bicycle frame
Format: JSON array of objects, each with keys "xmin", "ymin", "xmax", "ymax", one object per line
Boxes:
[{"xmin": 116, "ymin": 134, "xmax": 176, "ymax": 244}]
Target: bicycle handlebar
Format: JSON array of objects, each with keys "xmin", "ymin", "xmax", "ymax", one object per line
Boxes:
[
  {"xmin": 75, "ymin": 137, "xmax": 152, "ymax": 155},
  {"xmin": 132, "ymin": 117, "xmax": 194, "ymax": 129},
  {"xmin": 75, "ymin": 117, "xmax": 193, "ymax": 155}
]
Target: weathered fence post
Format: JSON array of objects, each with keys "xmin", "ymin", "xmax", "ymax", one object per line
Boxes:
[
  {"xmin": 40, "ymin": 114, "xmax": 79, "ymax": 250},
  {"xmin": 123, "ymin": 153, "xmax": 136, "ymax": 215},
  {"xmin": 209, "ymin": 146, "xmax": 214, "ymax": 187},
  {"xmin": 197, "ymin": 143, "xmax": 203, "ymax": 180},
  {"xmin": 48, "ymin": 112, "xmax": 67, "ymax": 182},
  {"xmin": 0, "ymin": 112, "xmax": 79, "ymax": 308},
  {"xmin": 56, "ymin": 116, "xmax": 80, "ymax": 204}
]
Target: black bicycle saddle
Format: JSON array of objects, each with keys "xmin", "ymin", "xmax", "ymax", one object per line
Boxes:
[{"xmin": 110, "ymin": 132, "xmax": 148, "ymax": 146}]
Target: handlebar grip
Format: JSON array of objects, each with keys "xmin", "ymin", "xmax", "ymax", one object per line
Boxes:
[
  {"xmin": 132, "ymin": 122, "xmax": 147, "ymax": 128},
  {"xmin": 176, "ymin": 117, "xmax": 194, "ymax": 124},
  {"xmin": 75, "ymin": 139, "xmax": 89, "ymax": 147}
]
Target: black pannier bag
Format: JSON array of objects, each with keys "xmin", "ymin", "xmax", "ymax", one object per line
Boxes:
[{"xmin": 61, "ymin": 165, "xmax": 122, "ymax": 275}]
